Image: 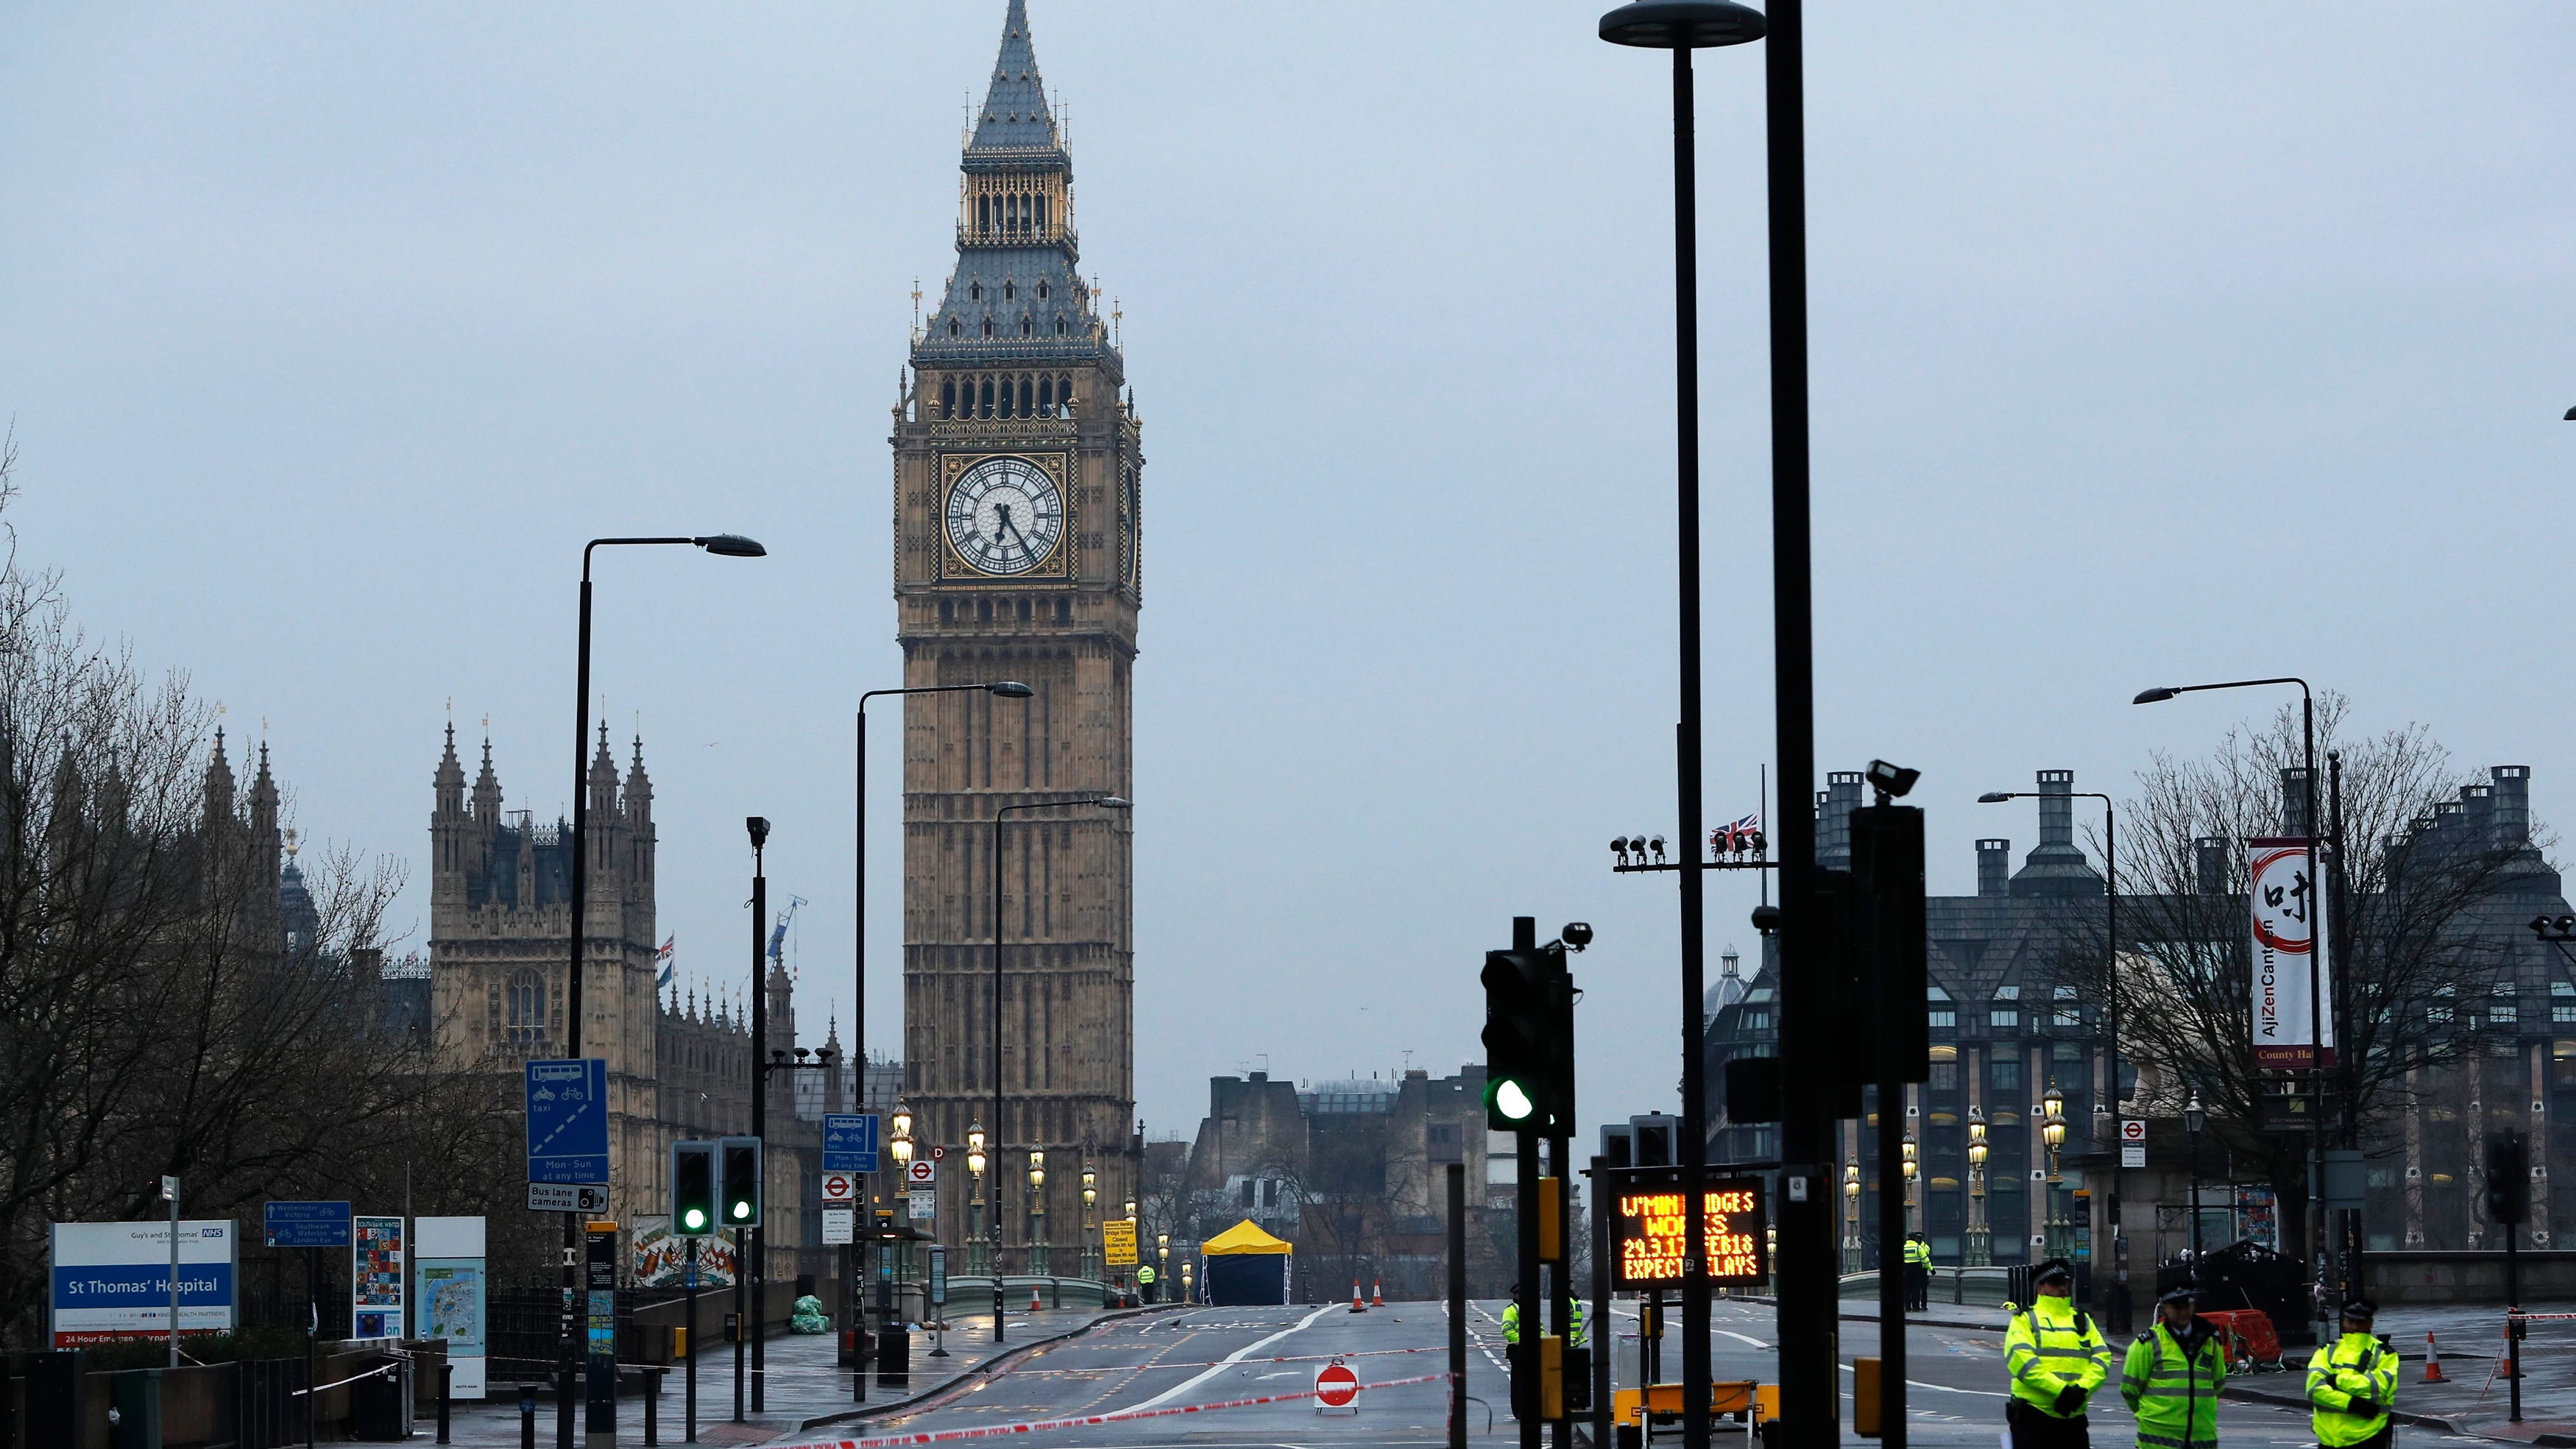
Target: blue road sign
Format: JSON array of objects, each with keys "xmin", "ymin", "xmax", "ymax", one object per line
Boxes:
[
  {"xmin": 526, "ymin": 1059, "xmax": 611, "ymax": 1185},
  {"xmin": 263, "ymin": 1201, "xmax": 353, "ymax": 1248},
  {"xmin": 822, "ymin": 1114, "xmax": 880, "ymax": 1174}
]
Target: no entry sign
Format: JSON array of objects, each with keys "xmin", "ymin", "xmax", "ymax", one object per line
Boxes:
[{"xmin": 1314, "ymin": 1360, "xmax": 1359, "ymax": 1410}]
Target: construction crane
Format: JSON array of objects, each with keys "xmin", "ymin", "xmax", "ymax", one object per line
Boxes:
[{"xmin": 767, "ymin": 894, "xmax": 809, "ymax": 975}]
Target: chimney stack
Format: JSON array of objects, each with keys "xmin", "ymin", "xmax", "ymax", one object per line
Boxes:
[
  {"xmin": 2195, "ymin": 837, "xmax": 2230, "ymax": 896},
  {"xmin": 1978, "ymin": 840, "xmax": 2011, "ymax": 898}
]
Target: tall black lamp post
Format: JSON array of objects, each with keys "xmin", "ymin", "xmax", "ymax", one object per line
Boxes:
[
  {"xmin": 851, "ymin": 679, "xmax": 1030, "ymax": 1388},
  {"xmin": 1980, "ymin": 785, "xmax": 2124, "ymax": 1328},
  {"xmin": 1593, "ymin": 6, "xmax": 1773, "ymax": 1448},
  {"xmin": 2135, "ymin": 676, "xmax": 2334, "ymax": 1333},
  {"xmin": 988, "ymin": 794, "xmax": 1130, "ymax": 1342},
  {"xmin": 2184, "ymin": 1093, "xmax": 2206, "ymax": 1273},
  {"xmin": 566, "ymin": 532, "xmax": 763, "ymax": 1448}
]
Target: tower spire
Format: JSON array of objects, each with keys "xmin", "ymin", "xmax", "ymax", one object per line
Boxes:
[{"xmin": 969, "ymin": 0, "xmax": 1059, "ymax": 156}]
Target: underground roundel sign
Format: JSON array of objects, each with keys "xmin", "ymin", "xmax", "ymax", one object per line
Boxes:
[{"xmin": 1314, "ymin": 1359, "xmax": 1359, "ymax": 1409}]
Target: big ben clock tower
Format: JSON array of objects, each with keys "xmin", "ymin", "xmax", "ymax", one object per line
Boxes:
[{"xmin": 892, "ymin": 0, "xmax": 1140, "ymax": 1268}]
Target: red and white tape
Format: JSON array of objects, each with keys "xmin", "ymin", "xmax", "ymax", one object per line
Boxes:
[{"xmin": 769, "ymin": 1372, "xmax": 1453, "ymax": 1448}]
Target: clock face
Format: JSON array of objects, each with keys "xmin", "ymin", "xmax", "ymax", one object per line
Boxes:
[{"xmin": 946, "ymin": 456, "xmax": 1064, "ymax": 576}]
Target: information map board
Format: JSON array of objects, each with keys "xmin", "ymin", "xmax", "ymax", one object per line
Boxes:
[{"xmin": 1604, "ymin": 1167, "xmax": 1768, "ymax": 1289}]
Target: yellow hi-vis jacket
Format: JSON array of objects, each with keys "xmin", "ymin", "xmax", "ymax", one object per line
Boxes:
[
  {"xmin": 2121, "ymin": 1318, "xmax": 2227, "ymax": 1449},
  {"xmin": 1905, "ymin": 1240, "xmax": 1933, "ymax": 1268},
  {"xmin": 2005, "ymin": 1295, "xmax": 2112, "ymax": 1418},
  {"xmin": 2306, "ymin": 1331, "xmax": 2396, "ymax": 1447},
  {"xmin": 1502, "ymin": 1302, "xmax": 1521, "ymax": 1345}
]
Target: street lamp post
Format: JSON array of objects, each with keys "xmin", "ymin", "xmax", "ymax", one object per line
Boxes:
[
  {"xmin": 989, "ymin": 796, "xmax": 1130, "ymax": 1343},
  {"xmin": 2042, "ymin": 1082, "xmax": 2070, "ymax": 1262},
  {"xmin": 966, "ymin": 1124, "xmax": 988, "ymax": 1282},
  {"xmin": 1029, "ymin": 1150, "xmax": 1050, "ymax": 1278},
  {"xmin": 888, "ymin": 1105, "xmax": 916, "ymax": 1345},
  {"xmin": 2184, "ymin": 1094, "xmax": 2206, "ymax": 1276},
  {"xmin": 1966, "ymin": 1109, "xmax": 1991, "ymax": 1267},
  {"xmin": 1125, "ymin": 1202, "xmax": 1138, "ymax": 1299},
  {"xmin": 1593, "ymin": 7, "xmax": 1773, "ymax": 1445},
  {"xmin": 1901, "ymin": 1136, "xmax": 1919, "ymax": 1235},
  {"xmin": 1157, "ymin": 1235, "xmax": 1170, "ymax": 1305},
  {"xmin": 1980, "ymin": 784, "xmax": 2123, "ymax": 1319},
  {"xmin": 2136, "ymin": 676, "xmax": 2335, "ymax": 1333},
  {"xmin": 1842, "ymin": 1162, "xmax": 1863, "ymax": 1274},
  {"xmin": 853, "ymin": 681, "xmax": 1031, "ymax": 1374},
  {"xmin": 1082, "ymin": 1168, "xmax": 1099, "ymax": 1281},
  {"xmin": 565, "ymin": 531, "xmax": 764, "ymax": 1445}
]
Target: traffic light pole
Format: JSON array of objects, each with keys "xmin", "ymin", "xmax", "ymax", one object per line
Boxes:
[
  {"xmin": 1765, "ymin": 4, "xmax": 1836, "ymax": 1447},
  {"xmin": 1515, "ymin": 1124, "xmax": 1540, "ymax": 1449},
  {"xmin": 685, "ymin": 1237, "xmax": 698, "ymax": 1444}
]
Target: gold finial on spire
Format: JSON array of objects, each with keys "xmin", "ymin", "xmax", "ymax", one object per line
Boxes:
[
  {"xmin": 911, "ymin": 278, "xmax": 923, "ymax": 336},
  {"xmin": 283, "ymin": 826, "xmax": 300, "ymax": 860}
]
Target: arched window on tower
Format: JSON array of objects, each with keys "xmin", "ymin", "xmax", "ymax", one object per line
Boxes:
[
  {"xmin": 970, "ymin": 282, "xmax": 982, "ymax": 302},
  {"xmin": 1037, "ymin": 376, "xmax": 1052, "ymax": 414},
  {"xmin": 1058, "ymin": 375, "xmax": 1073, "ymax": 414},
  {"xmin": 1004, "ymin": 281, "xmax": 1015, "ymax": 302},
  {"xmin": 949, "ymin": 319, "xmax": 960, "ymax": 338},
  {"xmin": 978, "ymin": 194, "xmax": 991, "ymax": 233},
  {"xmin": 1036, "ymin": 194, "xmax": 1048, "ymax": 233},
  {"xmin": 1021, "ymin": 316, "xmax": 1033, "ymax": 338},
  {"xmin": 506, "ymin": 968, "xmax": 546, "ymax": 1051},
  {"xmin": 1036, "ymin": 280, "xmax": 1050, "ymax": 300},
  {"xmin": 999, "ymin": 376, "xmax": 1015, "ymax": 419},
  {"xmin": 981, "ymin": 317, "xmax": 994, "ymax": 338},
  {"xmin": 941, "ymin": 379, "xmax": 956, "ymax": 418},
  {"xmin": 979, "ymin": 376, "xmax": 994, "ymax": 418},
  {"xmin": 1019, "ymin": 375, "xmax": 1034, "ymax": 414}
]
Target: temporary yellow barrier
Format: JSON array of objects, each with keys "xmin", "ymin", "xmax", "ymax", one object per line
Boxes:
[{"xmin": 1855, "ymin": 1357, "xmax": 1883, "ymax": 1437}]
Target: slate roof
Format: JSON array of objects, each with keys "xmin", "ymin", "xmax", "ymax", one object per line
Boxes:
[
  {"xmin": 913, "ymin": 0, "xmax": 1116, "ymax": 372},
  {"xmin": 967, "ymin": 0, "xmax": 1064, "ymax": 163}
]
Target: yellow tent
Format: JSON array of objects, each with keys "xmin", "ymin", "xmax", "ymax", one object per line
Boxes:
[
  {"xmin": 1202, "ymin": 1219, "xmax": 1292, "ymax": 1255},
  {"xmin": 1199, "ymin": 1219, "xmax": 1292, "ymax": 1305}
]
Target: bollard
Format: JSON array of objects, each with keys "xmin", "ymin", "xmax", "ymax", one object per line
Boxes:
[
  {"xmin": 518, "ymin": 1384, "xmax": 537, "ymax": 1449},
  {"xmin": 436, "ymin": 1362, "xmax": 453, "ymax": 1443},
  {"xmin": 643, "ymin": 1367, "xmax": 662, "ymax": 1445},
  {"xmin": 729, "ymin": 1313, "xmax": 746, "ymax": 1423}
]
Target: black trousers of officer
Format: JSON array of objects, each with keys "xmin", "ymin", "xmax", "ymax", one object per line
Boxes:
[{"xmin": 2006, "ymin": 1400, "xmax": 2090, "ymax": 1449}]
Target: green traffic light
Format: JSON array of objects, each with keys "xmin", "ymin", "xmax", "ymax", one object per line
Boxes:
[
  {"xmin": 732, "ymin": 1201, "xmax": 750, "ymax": 1221},
  {"xmin": 1494, "ymin": 1079, "xmax": 1535, "ymax": 1122},
  {"xmin": 682, "ymin": 1208, "xmax": 706, "ymax": 1230}
]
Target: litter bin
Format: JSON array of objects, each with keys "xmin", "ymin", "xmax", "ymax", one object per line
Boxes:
[
  {"xmin": 349, "ymin": 1356, "xmax": 414, "ymax": 1441},
  {"xmin": 109, "ymin": 1369, "xmax": 163, "ymax": 1449},
  {"xmin": 876, "ymin": 1325, "xmax": 911, "ymax": 1389}
]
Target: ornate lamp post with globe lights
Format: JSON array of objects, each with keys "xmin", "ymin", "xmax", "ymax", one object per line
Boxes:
[
  {"xmin": 1081, "ymin": 1168, "xmax": 1099, "ymax": 1280},
  {"xmin": 966, "ymin": 1123, "xmax": 988, "ymax": 1278},
  {"xmin": 1901, "ymin": 1136, "xmax": 1920, "ymax": 1235},
  {"xmin": 1966, "ymin": 1108, "xmax": 1992, "ymax": 1266},
  {"xmin": 2042, "ymin": 1083, "xmax": 2072, "ymax": 1261},
  {"xmin": 1027, "ymin": 1150, "xmax": 1050, "ymax": 1277},
  {"xmin": 1842, "ymin": 1162, "xmax": 1864, "ymax": 1273}
]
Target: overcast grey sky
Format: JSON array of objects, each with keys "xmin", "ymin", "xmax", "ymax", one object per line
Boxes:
[{"xmin": 2, "ymin": 3, "xmax": 2570, "ymax": 1141}]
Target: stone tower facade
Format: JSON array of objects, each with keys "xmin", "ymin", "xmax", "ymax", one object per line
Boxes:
[
  {"xmin": 425, "ymin": 724, "xmax": 827, "ymax": 1278},
  {"xmin": 892, "ymin": 0, "xmax": 1141, "ymax": 1268}
]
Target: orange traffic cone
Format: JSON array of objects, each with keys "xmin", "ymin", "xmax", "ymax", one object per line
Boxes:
[
  {"xmin": 2501, "ymin": 1328, "xmax": 2519, "ymax": 1380},
  {"xmin": 2424, "ymin": 1332, "xmax": 2446, "ymax": 1383},
  {"xmin": 1030, "ymin": 1285, "xmax": 1045, "ymax": 1313},
  {"xmin": 1350, "ymin": 1280, "xmax": 1367, "ymax": 1313},
  {"xmin": 1370, "ymin": 1280, "xmax": 1385, "ymax": 1308}
]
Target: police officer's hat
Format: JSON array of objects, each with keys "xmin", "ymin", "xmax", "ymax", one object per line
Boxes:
[
  {"xmin": 2033, "ymin": 1258, "xmax": 2076, "ymax": 1286},
  {"xmin": 2340, "ymin": 1299, "xmax": 2378, "ymax": 1323},
  {"xmin": 2156, "ymin": 1286, "xmax": 2197, "ymax": 1308}
]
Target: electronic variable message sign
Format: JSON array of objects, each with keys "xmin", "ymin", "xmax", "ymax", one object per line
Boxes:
[{"xmin": 1606, "ymin": 1167, "xmax": 1768, "ymax": 1289}]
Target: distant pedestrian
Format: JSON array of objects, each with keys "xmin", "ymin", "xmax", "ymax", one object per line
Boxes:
[
  {"xmin": 1905, "ymin": 1233, "xmax": 1933, "ymax": 1311},
  {"xmin": 2004, "ymin": 1258, "xmax": 2112, "ymax": 1449}
]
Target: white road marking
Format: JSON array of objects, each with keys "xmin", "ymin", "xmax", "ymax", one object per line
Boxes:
[{"xmin": 1122, "ymin": 1303, "xmax": 1339, "ymax": 1411}]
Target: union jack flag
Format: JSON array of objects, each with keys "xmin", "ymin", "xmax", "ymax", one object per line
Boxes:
[
  {"xmin": 1712, "ymin": 814, "xmax": 1763, "ymax": 854},
  {"xmin": 654, "ymin": 935, "xmax": 676, "ymax": 989}
]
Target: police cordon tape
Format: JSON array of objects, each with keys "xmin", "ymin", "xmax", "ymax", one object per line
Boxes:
[{"xmin": 762, "ymin": 1371, "xmax": 1452, "ymax": 1448}]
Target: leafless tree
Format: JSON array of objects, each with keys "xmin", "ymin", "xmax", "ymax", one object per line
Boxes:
[
  {"xmin": 2033, "ymin": 695, "xmax": 2536, "ymax": 1261},
  {"xmin": 0, "ymin": 455, "xmax": 523, "ymax": 1347}
]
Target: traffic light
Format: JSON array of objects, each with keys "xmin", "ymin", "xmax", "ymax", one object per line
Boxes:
[
  {"xmin": 671, "ymin": 1140, "xmax": 715, "ymax": 1236},
  {"xmin": 1851, "ymin": 802, "xmax": 1929, "ymax": 1086},
  {"xmin": 1483, "ymin": 946, "xmax": 1549, "ymax": 1131},
  {"xmin": 720, "ymin": 1135, "xmax": 763, "ymax": 1229},
  {"xmin": 2487, "ymin": 1133, "xmax": 2529, "ymax": 1226}
]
